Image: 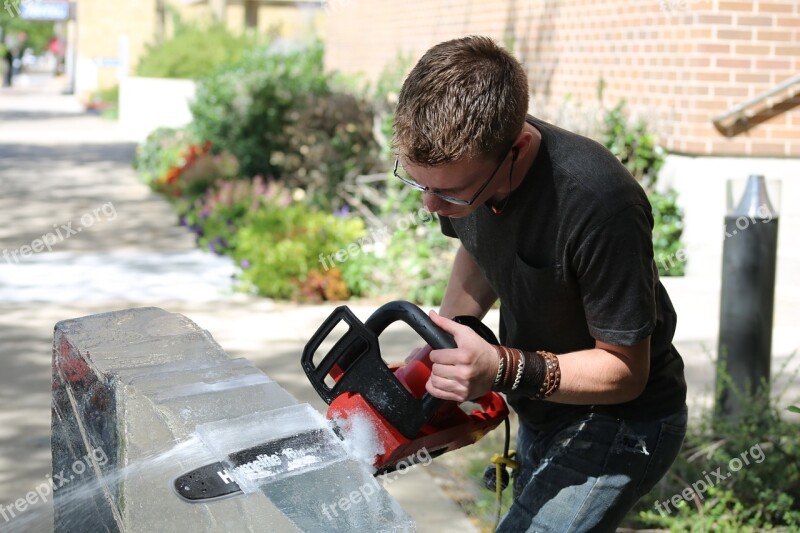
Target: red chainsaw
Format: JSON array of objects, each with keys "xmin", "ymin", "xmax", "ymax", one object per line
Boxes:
[{"xmin": 301, "ymin": 300, "xmax": 509, "ymax": 474}]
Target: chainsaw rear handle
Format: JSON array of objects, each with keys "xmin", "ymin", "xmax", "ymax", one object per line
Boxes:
[{"xmin": 301, "ymin": 305, "xmax": 376, "ymax": 405}]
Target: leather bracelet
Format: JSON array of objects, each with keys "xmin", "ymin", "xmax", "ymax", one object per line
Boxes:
[
  {"xmin": 533, "ymin": 351, "xmax": 561, "ymax": 399},
  {"xmin": 506, "ymin": 347, "xmax": 518, "ymax": 390},
  {"xmin": 512, "ymin": 349, "xmax": 525, "ymax": 390},
  {"xmin": 492, "ymin": 345, "xmax": 505, "ymax": 388},
  {"xmin": 491, "ymin": 345, "xmax": 547, "ymax": 395}
]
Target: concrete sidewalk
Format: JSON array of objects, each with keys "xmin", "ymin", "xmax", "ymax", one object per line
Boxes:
[{"xmin": 0, "ymin": 85, "xmax": 478, "ymax": 532}]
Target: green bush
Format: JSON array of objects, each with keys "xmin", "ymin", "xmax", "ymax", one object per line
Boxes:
[
  {"xmin": 169, "ymin": 149, "xmax": 240, "ymax": 200},
  {"xmin": 0, "ymin": 14, "xmax": 55, "ymax": 54},
  {"xmin": 87, "ymin": 85, "xmax": 120, "ymax": 119},
  {"xmin": 371, "ymin": 53, "xmax": 413, "ymax": 159},
  {"xmin": 183, "ymin": 176, "xmax": 290, "ymax": 256},
  {"xmin": 602, "ymin": 100, "xmax": 665, "ymax": 191},
  {"xmin": 628, "ymin": 391, "xmax": 800, "ymax": 530},
  {"xmin": 190, "ymin": 40, "xmax": 331, "ymax": 179},
  {"xmin": 234, "ymin": 204, "xmax": 367, "ymax": 300},
  {"xmin": 273, "ymin": 92, "xmax": 381, "ymax": 209},
  {"xmin": 132, "ymin": 127, "xmax": 195, "ymax": 187},
  {"xmin": 136, "ymin": 21, "xmax": 261, "ymax": 80},
  {"xmin": 339, "ymin": 179, "xmax": 458, "ymax": 306},
  {"xmin": 650, "ymin": 190, "xmax": 685, "ymax": 277}
]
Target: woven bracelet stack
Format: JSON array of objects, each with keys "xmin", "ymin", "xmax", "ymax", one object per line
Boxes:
[{"xmin": 491, "ymin": 346, "xmax": 561, "ymax": 399}]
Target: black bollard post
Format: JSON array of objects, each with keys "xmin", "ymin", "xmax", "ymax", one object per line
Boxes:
[{"xmin": 716, "ymin": 175, "xmax": 779, "ymax": 422}]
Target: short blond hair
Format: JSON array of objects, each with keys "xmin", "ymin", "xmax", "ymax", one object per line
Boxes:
[{"xmin": 393, "ymin": 36, "xmax": 529, "ymax": 166}]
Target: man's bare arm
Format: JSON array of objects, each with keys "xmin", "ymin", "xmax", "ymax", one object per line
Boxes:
[
  {"xmin": 438, "ymin": 244, "xmax": 497, "ymax": 319},
  {"xmin": 425, "ymin": 311, "xmax": 651, "ymax": 404}
]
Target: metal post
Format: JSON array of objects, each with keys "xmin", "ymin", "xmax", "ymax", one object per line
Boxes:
[{"xmin": 715, "ymin": 175, "xmax": 779, "ymax": 421}]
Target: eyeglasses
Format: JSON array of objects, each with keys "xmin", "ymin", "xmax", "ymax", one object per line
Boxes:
[{"xmin": 393, "ymin": 151, "xmax": 510, "ymax": 206}]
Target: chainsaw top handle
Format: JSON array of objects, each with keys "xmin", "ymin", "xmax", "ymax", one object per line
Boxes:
[
  {"xmin": 301, "ymin": 301, "xmax": 457, "ymax": 439},
  {"xmin": 363, "ymin": 300, "xmax": 456, "ymax": 350}
]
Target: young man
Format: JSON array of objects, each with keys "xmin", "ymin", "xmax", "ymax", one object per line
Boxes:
[{"xmin": 393, "ymin": 36, "xmax": 687, "ymax": 531}]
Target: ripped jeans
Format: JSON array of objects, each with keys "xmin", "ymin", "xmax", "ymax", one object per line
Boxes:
[{"xmin": 497, "ymin": 406, "xmax": 687, "ymax": 533}]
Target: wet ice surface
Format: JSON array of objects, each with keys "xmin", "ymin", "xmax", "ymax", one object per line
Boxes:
[
  {"xmin": 196, "ymin": 405, "xmax": 348, "ymax": 492},
  {"xmin": 3, "ymin": 437, "xmax": 211, "ymax": 532},
  {"xmin": 14, "ymin": 410, "xmax": 413, "ymax": 532},
  {"xmin": 195, "ymin": 404, "xmax": 414, "ymax": 532}
]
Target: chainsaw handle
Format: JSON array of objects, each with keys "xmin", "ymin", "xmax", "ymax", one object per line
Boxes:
[
  {"xmin": 365, "ymin": 301, "xmax": 456, "ymax": 428},
  {"xmin": 364, "ymin": 301, "xmax": 456, "ymax": 351}
]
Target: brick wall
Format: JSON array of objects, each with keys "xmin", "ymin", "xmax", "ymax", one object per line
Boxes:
[{"xmin": 324, "ymin": 0, "xmax": 800, "ymax": 157}]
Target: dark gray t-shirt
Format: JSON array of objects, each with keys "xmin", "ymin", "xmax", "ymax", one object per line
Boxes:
[{"xmin": 440, "ymin": 116, "xmax": 686, "ymax": 430}]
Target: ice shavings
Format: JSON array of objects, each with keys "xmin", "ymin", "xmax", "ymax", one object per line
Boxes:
[{"xmin": 332, "ymin": 410, "xmax": 385, "ymax": 472}]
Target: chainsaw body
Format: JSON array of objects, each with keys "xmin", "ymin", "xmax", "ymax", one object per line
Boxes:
[{"xmin": 301, "ymin": 301, "xmax": 509, "ymax": 474}]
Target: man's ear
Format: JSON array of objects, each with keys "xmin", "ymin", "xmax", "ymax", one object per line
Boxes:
[{"xmin": 512, "ymin": 147, "xmax": 519, "ymax": 161}]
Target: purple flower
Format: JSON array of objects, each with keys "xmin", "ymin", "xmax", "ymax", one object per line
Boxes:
[
  {"xmin": 334, "ymin": 206, "xmax": 350, "ymax": 218},
  {"xmin": 179, "ymin": 215, "xmax": 187, "ymax": 226},
  {"xmin": 240, "ymin": 259, "xmax": 251, "ymax": 269}
]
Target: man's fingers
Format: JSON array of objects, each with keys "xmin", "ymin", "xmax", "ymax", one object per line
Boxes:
[
  {"xmin": 426, "ymin": 376, "xmax": 466, "ymax": 402},
  {"xmin": 428, "ymin": 348, "xmax": 467, "ymax": 365},
  {"xmin": 429, "ymin": 310, "xmax": 465, "ymax": 335},
  {"xmin": 430, "ymin": 362, "xmax": 465, "ymax": 381}
]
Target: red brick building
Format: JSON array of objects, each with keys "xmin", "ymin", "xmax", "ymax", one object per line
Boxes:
[{"xmin": 324, "ymin": 0, "xmax": 799, "ymax": 157}]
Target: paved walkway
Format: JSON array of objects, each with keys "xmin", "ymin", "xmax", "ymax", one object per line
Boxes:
[{"xmin": 0, "ymin": 82, "xmax": 477, "ymax": 532}]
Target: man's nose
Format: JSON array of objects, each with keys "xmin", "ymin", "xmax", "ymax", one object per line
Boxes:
[{"xmin": 423, "ymin": 193, "xmax": 444, "ymax": 213}]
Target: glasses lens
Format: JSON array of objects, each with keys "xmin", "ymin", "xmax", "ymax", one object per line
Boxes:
[
  {"xmin": 395, "ymin": 164, "xmax": 420, "ymax": 185},
  {"xmin": 394, "ymin": 159, "xmax": 470, "ymax": 205}
]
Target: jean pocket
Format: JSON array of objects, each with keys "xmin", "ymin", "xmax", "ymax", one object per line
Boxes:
[
  {"xmin": 660, "ymin": 406, "xmax": 688, "ymax": 437},
  {"xmin": 635, "ymin": 420, "xmax": 686, "ymax": 496}
]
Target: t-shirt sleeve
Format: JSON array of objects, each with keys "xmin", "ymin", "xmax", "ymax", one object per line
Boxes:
[
  {"xmin": 571, "ymin": 204, "xmax": 657, "ymax": 346},
  {"xmin": 439, "ymin": 216, "xmax": 457, "ymax": 238}
]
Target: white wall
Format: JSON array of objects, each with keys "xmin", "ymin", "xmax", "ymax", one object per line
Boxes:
[
  {"xmin": 118, "ymin": 77, "xmax": 196, "ymax": 141},
  {"xmin": 658, "ymin": 155, "xmax": 800, "ymax": 356}
]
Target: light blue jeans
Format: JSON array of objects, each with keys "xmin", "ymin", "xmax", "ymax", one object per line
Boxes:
[{"xmin": 497, "ymin": 406, "xmax": 687, "ymax": 532}]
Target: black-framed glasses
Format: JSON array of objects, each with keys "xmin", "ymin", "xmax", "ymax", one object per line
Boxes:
[{"xmin": 393, "ymin": 151, "xmax": 510, "ymax": 206}]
